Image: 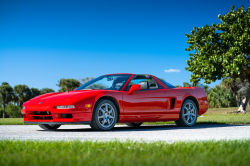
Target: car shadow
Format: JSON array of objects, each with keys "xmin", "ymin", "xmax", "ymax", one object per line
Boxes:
[{"xmin": 37, "ymin": 123, "xmax": 248, "ymax": 132}]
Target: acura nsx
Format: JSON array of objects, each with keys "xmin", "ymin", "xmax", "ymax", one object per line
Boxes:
[{"xmin": 22, "ymin": 73, "xmax": 209, "ymax": 130}]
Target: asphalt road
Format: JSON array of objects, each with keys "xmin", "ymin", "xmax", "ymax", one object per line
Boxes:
[{"xmin": 1, "ymin": 124, "xmax": 250, "ymax": 142}]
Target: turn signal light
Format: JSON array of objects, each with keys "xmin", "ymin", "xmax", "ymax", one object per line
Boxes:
[{"xmin": 85, "ymin": 104, "xmax": 91, "ymax": 108}]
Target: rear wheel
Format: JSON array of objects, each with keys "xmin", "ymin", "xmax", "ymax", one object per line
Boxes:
[
  {"xmin": 90, "ymin": 100, "xmax": 118, "ymax": 131},
  {"xmin": 175, "ymin": 99, "xmax": 198, "ymax": 127},
  {"xmin": 38, "ymin": 124, "xmax": 61, "ymax": 130},
  {"xmin": 125, "ymin": 122, "xmax": 143, "ymax": 127}
]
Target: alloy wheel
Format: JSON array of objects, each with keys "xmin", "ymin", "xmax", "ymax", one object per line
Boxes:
[
  {"xmin": 97, "ymin": 103, "xmax": 116, "ymax": 128},
  {"xmin": 182, "ymin": 102, "xmax": 197, "ymax": 125}
]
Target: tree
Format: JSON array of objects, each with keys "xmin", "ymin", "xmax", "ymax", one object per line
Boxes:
[
  {"xmin": 0, "ymin": 96, "xmax": 2, "ymax": 106},
  {"xmin": 13, "ymin": 85, "xmax": 31, "ymax": 110},
  {"xmin": 183, "ymin": 81, "xmax": 204, "ymax": 88},
  {"xmin": 31, "ymin": 88, "xmax": 40, "ymax": 98},
  {"xmin": 207, "ymin": 85, "xmax": 237, "ymax": 108},
  {"xmin": 183, "ymin": 82, "xmax": 191, "ymax": 87},
  {"xmin": 203, "ymin": 85, "xmax": 210, "ymax": 94},
  {"xmin": 0, "ymin": 82, "xmax": 14, "ymax": 118},
  {"xmin": 40, "ymin": 88, "xmax": 55, "ymax": 94},
  {"xmin": 221, "ymin": 77, "xmax": 243, "ymax": 106},
  {"xmin": 175, "ymin": 85, "xmax": 182, "ymax": 87},
  {"xmin": 5, "ymin": 103, "xmax": 21, "ymax": 118},
  {"xmin": 57, "ymin": 78, "xmax": 81, "ymax": 92},
  {"xmin": 185, "ymin": 6, "xmax": 250, "ymax": 113},
  {"xmin": 79, "ymin": 76, "xmax": 94, "ymax": 85}
]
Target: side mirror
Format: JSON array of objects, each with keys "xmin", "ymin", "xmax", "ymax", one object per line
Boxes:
[{"xmin": 128, "ymin": 84, "xmax": 141, "ymax": 95}]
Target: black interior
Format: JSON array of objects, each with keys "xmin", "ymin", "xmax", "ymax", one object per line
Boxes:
[
  {"xmin": 149, "ymin": 83, "xmax": 157, "ymax": 89},
  {"xmin": 111, "ymin": 77, "xmax": 126, "ymax": 90},
  {"xmin": 127, "ymin": 74, "xmax": 159, "ymax": 90}
]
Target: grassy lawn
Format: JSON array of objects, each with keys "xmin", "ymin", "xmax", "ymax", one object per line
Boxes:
[
  {"xmin": 0, "ymin": 140, "xmax": 249, "ymax": 166},
  {"xmin": 0, "ymin": 118, "xmax": 26, "ymax": 125},
  {"xmin": 1, "ymin": 107, "xmax": 250, "ymax": 125}
]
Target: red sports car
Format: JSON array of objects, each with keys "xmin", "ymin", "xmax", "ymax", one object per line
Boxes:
[{"xmin": 22, "ymin": 73, "xmax": 209, "ymax": 131}]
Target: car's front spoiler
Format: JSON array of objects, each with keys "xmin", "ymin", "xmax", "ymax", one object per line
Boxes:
[{"xmin": 24, "ymin": 121, "xmax": 91, "ymax": 125}]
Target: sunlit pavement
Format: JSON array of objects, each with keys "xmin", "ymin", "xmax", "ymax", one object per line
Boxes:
[{"xmin": 1, "ymin": 124, "xmax": 250, "ymax": 142}]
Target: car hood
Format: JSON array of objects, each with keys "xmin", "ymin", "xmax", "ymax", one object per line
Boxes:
[{"xmin": 27, "ymin": 90, "xmax": 97, "ymax": 106}]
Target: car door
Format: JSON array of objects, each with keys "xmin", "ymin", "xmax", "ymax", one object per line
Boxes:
[{"xmin": 122, "ymin": 76, "xmax": 170, "ymax": 120}]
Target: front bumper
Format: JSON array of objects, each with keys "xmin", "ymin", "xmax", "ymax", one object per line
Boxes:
[
  {"xmin": 21, "ymin": 108, "xmax": 92, "ymax": 124},
  {"xmin": 24, "ymin": 121, "xmax": 91, "ymax": 125}
]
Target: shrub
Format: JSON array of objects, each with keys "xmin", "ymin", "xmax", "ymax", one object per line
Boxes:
[
  {"xmin": 5, "ymin": 104, "xmax": 21, "ymax": 118},
  {"xmin": 207, "ymin": 85, "xmax": 237, "ymax": 108}
]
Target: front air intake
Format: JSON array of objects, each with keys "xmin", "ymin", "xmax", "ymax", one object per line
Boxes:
[
  {"xmin": 61, "ymin": 114, "xmax": 73, "ymax": 118},
  {"xmin": 30, "ymin": 111, "xmax": 53, "ymax": 120}
]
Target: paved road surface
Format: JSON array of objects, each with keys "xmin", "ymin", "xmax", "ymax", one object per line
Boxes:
[{"xmin": 1, "ymin": 124, "xmax": 250, "ymax": 142}]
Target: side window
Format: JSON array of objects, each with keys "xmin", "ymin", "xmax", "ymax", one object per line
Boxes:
[{"xmin": 127, "ymin": 76, "xmax": 159, "ymax": 90}]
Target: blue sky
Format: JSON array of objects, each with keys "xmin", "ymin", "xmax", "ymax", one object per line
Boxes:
[{"xmin": 1, "ymin": 0, "xmax": 250, "ymax": 91}]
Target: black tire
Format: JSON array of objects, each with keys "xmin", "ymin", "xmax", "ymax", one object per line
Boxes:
[
  {"xmin": 125, "ymin": 122, "xmax": 143, "ymax": 127},
  {"xmin": 38, "ymin": 124, "xmax": 61, "ymax": 130},
  {"xmin": 175, "ymin": 99, "xmax": 198, "ymax": 127},
  {"xmin": 90, "ymin": 100, "xmax": 118, "ymax": 131}
]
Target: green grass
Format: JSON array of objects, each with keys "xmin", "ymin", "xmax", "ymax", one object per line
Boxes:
[
  {"xmin": 0, "ymin": 140, "xmax": 250, "ymax": 166},
  {"xmin": 0, "ymin": 118, "xmax": 25, "ymax": 125},
  {"xmin": 1, "ymin": 107, "xmax": 250, "ymax": 125}
]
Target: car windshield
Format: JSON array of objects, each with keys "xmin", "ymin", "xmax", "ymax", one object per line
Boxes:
[{"xmin": 76, "ymin": 74, "xmax": 132, "ymax": 90}]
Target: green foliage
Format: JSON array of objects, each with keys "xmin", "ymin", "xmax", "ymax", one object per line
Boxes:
[
  {"xmin": 40, "ymin": 88, "xmax": 55, "ymax": 94},
  {"xmin": 5, "ymin": 104, "xmax": 21, "ymax": 118},
  {"xmin": 13, "ymin": 84, "xmax": 31, "ymax": 109},
  {"xmin": 0, "ymin": 82, "xmax": 14, "ymax": 103},
  {"xmin": 207, "ymin": 85, "xmax": 237, "ymax": 108},
  {"xmin": 79, "ymin": 76, "xmax": 94, "ymax": 85},
  {"xmin": 1, "ymin": 140, "xmax": 250, "ymax": 166},
  {"xmin": 0, "ymin": 104, "xmax": 21, "ymax": 118},
  {"xmin": 0, "ymin": 82, "xmax": 14, "ymax": 118},
  {"xmin": 30, "ymin": 88, "xmax": 40, "ymax": 98},
  {"xmin": 203, "ymin": 85, "xmax": 210, "ymax": 93},
  {"xmin": 0, "ymin": 105, "xmax": 3, "ymax": 117},
  {"xmin": 221, "ymin": 77, "xmax": 242, "ymax": 95},
  {"xmin": 57, "ymin": 78, "xmax": 81, "ymax": 92},
  {"xmin": 175, "ymin": 85, "xmax": 182, "ymax": 87},
  {"xmin": 185, "ymin": 6, "xmax": 250, "ymax": 84},
  {"xmin": 183, "ymin": 82, "xmax": 191, "ymax": 87}
]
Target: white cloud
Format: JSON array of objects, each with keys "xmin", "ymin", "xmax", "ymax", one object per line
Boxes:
[{"xmin": 164, "ymin": 69, "xmax": 180, "ymax": 73}]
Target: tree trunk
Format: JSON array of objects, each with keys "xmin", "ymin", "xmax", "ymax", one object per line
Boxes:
[
  {"xmin": 238, "ymin": 85, "xmax": 250, "ymax": 114},
  {"xmin": 243, "ymin": 85, "xmax": 250, "ymax": 111},
  {"xmin": 19, "ymin": 102, "xmax": 23, "ymax": 118},
  {"xmin": 239, "ymin": 93, "xmax": 242, "ymax": 107},
  {"xmin": 236, "ymin": 94, "xmax": 239, "ymax": 107},
  {"xmin": 3, "ymin": 100, "xmax": 5, "ymax": 118}
]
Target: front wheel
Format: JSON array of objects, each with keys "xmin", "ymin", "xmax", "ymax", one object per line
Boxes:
[
  {"xmin": 125, "ymin": 122, "xmax": 143, "ymax": 127},
  {"xmin": 175, "ymin": 99, "xmax": 198, "ymax": 127},
  {"xmin": 38, "ymin": 124, "xmax": 61, "ymax": 130},
  {"xmin": 90, "ymin": 100, "xmax": 118, "ymax": 131}
]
